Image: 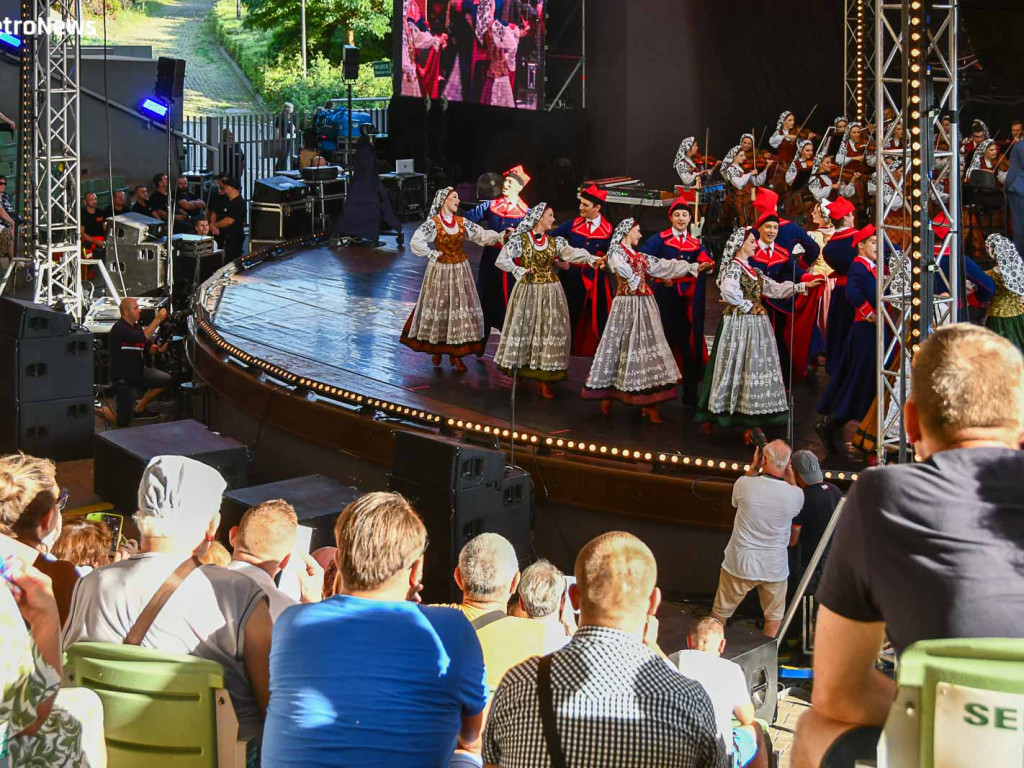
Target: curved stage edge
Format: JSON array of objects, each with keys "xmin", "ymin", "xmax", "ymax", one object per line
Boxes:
[{"xmin": 189, "ymin": 236, "xmax": 858, "ymax": 531}]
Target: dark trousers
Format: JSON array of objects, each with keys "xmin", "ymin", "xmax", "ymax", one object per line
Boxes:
[
  {"xmin": 1009, "ymin": 192, "xmax": 1024, "ymax": 259},
  {"xmin": 114, "ymin": 369, "xmax": 174, "ymax": 427}
]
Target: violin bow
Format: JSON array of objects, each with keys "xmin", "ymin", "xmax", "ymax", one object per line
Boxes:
[{"xmin": 793, "ymin": 104, "xmax": 819, "ymax": 142}]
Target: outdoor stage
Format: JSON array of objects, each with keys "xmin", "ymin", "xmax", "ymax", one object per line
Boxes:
[{"xmin": 191, "ymin": 223, "xmax": 863, "ymax": 523}]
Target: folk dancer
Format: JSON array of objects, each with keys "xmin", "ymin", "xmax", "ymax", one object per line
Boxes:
[
  {"xmin": 674, "ymin": 136, "xmax": 718, "ymax": 191},
  {"xmin": 984, "ymin": 234, "xmax": 1024, "ymax": 356},
  {"xmin": 494, "ymin": 203, "xmax": 604, "ymax": 399},
  {"xmin": 401, "ymin": 187, "xmax": 503, "ymax": 371},
  {"xmin": 821, "ymin": 196, "xmax": 859, "ymax": 376},
  {"xmin": 476, "ymin": 0, "xmax": 529, "ymax": 108},
  {"xmin": 807, "ymin": 199, "xmax": 838, "ymax": 339},
  {"xmin": 931, "ymin": 213, "xmax": 994, "ymax": 321},
  {"xmin": 466, "ymin": 164, "xmax": 530, "ymax": 334},
  {"xmin": 815, "ymin": 224, "xmax": 881, "ymax": 454},
  {"xmin": 723, "ymin": 149, "xmax": 766, "ymax": 228},
  {"xmin": 582, "ymin": 218, "xmax": 713, "ymax": 423},
  {"xmin": 697, "ymin": 228, "xmax": 824, "ymax": 436},
  {"xmin": 638, "ymin": 193, "xmax": 715, "ymax": 405},
  {"xmin": 551, "ymin": 184, "xmax": 615, "ymax": 357},
  {"xmin": 401, "ymin": 0, "xmax": 447, "ymax": 98}
]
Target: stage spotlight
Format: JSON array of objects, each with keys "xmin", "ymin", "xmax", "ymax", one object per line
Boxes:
[
  {"xmin": 0, "ymin": 32, "xmax": 23, "ymax": 51},
  {"xmin": 140, "ymin": 97, "xmax": 169, "ymax": 119}
]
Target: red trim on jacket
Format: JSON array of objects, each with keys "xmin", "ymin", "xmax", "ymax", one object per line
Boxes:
[
  {"xmin": 489, "ymin": 197, "xmax": 529, "ymax": 218},
  {"xmin": 751, "ymin": 242, "xmax": 791, "ymax": 269},
  {"xmin": 571, "ymin": 216, "xmax": 613, "ymax": 239}
]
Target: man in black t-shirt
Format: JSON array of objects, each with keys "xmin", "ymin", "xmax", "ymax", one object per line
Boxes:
[
  {"xmin": 108, "ymin": 298, "xmax": 172, "ymax": 426},
  {"xmin": 80, "ymin": 192, "xmax": 107, "ymax": 258},
  {"xmin": 173, "ymin": 174, "xmax": 205, "ymax": 233},
  {"xmin": 789, "ymin": 450, "xmax": 843, "ymax": 576},
  {"xmin": 149, "ymin": 173, "xmax": 170, "ymax": 222},
  {"xmin": 103, "ymin": 190, "xmax": 131, "ymax": 220},
  {"xmin": 211, "ymin": 176, "xmax": 246, "ymax": 261},
  {"xmin": 793, "ymin": 325, "xmax": 1024, "ymax": 768},
  {"xmin": 131, "ymin": 186, "xmax": 152, "ymax": 217}
]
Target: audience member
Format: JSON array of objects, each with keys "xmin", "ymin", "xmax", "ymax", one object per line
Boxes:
[
  {"xmin": 444, "ymin": 533, "xmax": 547, "ymax": 696},
  {"xmin": 219, "ymin": 129, "xmax": 246, "ymax": 181},
  {"xmin": 794, "ymin": 324, "xmax": 1024, "ymax": 767},
  {"xmin": 670, "ymin": 617, "xmax": 766, "ymax": 768},
  {"xmin": 103, "ymin": 189, "xmax": 130, "ymax": 219},
  {"xmin": 130, "ymin": 185, "xmax": 152, "ymax": 216},
  {"xmin": 149, "ymin": 173, "xmax": 170, "ymax": 222},
  {"xmin": 712, "ymin": 441, "xmax": 803, "ymax": 638},
  {"xmin": 210, "ymin": 176, "xmax": 246, "ymax": 261},
  {"xmin": 0, "ymin": 174, "xmax": 15, "ymax": 261},
  {"xmin": 194, "ymin": 217, "xmax": 211, "ymax": 236},
  {"xmin": 80, "ymin": 192, "xmax": 106, "ymax": 258},
  {"xmin": 198, "ymin": 540, "xmax": 231, "ymax": 567},
  {"xmin": 0, "ymin": 453, "xmax": 80, "ymax": 623},
  {"xmin": 227, "ymin": 499, "xmax": 323, "ymax": 619},
  {"xmin": 63, "ymin": 456, "xmax": 273, "ymax": 745},
  {"xmin": 0, "ymin": 557, "xmax": 106, "ymax": 765},
  {"xmin": 483, "ymin": 531, "xmax": 726, "ymax": 767},
  {"xmin": 788, "ymin": 451, "xmax": 842, "ymax": 583},
  {"xmin": 108, "ymin": 298, "xmax": 172, "ymax": 426},
  {"xmin": 51, "ymin": 517, "xmax": 113, "ymax": 574},
  {"xmin": 516, "ymin": 558, "xmax": 573, "ymax": 653},
  {"xmin": 174, "ymin": 174, "xmax": 205, "ymax": 230},
  {"xmin": 311, "ymin": 546, "xmax": 339, "ymax": 598},
  {"xmin": 262, "ymin": 492, "xmax": 487, "ymax": 767}
]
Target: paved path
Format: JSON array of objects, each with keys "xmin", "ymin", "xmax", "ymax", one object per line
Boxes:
[{"xmin": 98, "ymin": 0, "xmax": 262, "ymax": 115}]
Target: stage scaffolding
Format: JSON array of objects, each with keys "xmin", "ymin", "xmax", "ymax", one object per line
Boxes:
[
  {"xmin": 873, "ymin": 0, "xmax": 960, "ymax": 464},
  {"xmin": 844, "ymin": 0, "xmax": 874, "ymax": 123}
]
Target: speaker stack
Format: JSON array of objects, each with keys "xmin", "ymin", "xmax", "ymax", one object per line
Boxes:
[
  {"xmin": 0, "ymin": 297, "xmax": 94, "ymax": 460},
  {"xmin": 387, "ymin": 430, "xmax": 534, "ymax": 603},
  {"xmin": 723, "ymin": 625, "xmax": 779, "ymax": 722},
  {"xmin": 155, "ymin": 57, "xmax": 186, "ymax": 101}
]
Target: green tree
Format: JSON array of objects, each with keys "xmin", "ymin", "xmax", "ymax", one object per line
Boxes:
[{"xmin": 241, "ymin": 0, "xmax": 392, "ymax": 64}]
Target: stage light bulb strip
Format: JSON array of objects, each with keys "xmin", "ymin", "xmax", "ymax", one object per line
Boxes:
[{"xmin": 194, "ymin": 236, "xmax": 860, "ymax": 486}]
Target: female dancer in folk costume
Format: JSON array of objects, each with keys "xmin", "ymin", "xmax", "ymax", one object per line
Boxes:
[
  {"xmin": 401, "ymin": 187, "xmax": 503, "ymax": 371},
  {"xmin": 494, "ymin": 203, "xmax": 604, "ymax": 399},
  {"xmin": 697, "ymin": 228, "xmax": 823, "ymax": 439},
  {"xmin": 476, "ymin": 0, "xmax": 528, "ymax": 108},
  {"xmin": 583, "ymin": 218, "xmax": 714, "ymax": 423},
  {"xmin": 401, "ymin": 0, "xmax": 446, "ymax": 98},
  {"xmin": 984, "ymin": 234, "xmax": 1024, "ymax": 356}
]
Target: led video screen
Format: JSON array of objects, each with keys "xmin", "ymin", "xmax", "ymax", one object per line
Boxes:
[{"xmin": 397, "ymin": 0, "xmax": 546, "ymax": 110}]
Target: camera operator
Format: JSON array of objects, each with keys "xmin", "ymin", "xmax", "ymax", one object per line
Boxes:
[
  {"xmin": 711, "ymin": 437, "xmax": 804, "ymax": 638},
  {"xmin": 108, "ymin": 298, "xmax": 174, "ymax": 426}
]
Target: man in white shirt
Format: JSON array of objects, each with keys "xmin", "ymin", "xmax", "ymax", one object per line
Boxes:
[
  {"xmin": 712, "ymin": 440, "xmax": 804, "ymax": 637},
  {"xmin": 671, "ymin": 617, "xmax": 767, "ymax": 768},
  {"xmin": 515, "ymin": 559, "xmax": 574, "ymax": 653},
  {"xmin": 227, "ymin": 499, "xmax": 324, "ymax": 620}
]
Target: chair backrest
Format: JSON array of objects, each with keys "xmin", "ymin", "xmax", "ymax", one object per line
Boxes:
[
  {"xmin": 877, "ymin": 638, "xmax": 1024, "ymax": 768},
  {"xmin": 63, "ymin": 642, "xmax": 229, "ymax": 767}
]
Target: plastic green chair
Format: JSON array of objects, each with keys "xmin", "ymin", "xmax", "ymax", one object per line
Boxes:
[
  {"xmin": 871, "ymin": 638, "xmax": 1024, "ymax": 768},
  {"xmin": 63, "ymin": 642, "xmax": 248, "ymax": 768}
]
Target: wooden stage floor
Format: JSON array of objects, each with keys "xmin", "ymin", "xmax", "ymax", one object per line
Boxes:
[{"xmin": 208, "ymin": 228, "xmax": 863, "ymax": 470}]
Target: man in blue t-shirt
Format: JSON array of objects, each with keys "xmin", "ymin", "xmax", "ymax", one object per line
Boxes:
[{"xmin": 261, "ymin": 493, "xmax": 488, "ymax": 767}]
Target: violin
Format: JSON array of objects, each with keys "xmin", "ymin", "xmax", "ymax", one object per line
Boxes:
[{"xmin": 693, "ymin": 153, "xmax": 720, "ymax": 168}]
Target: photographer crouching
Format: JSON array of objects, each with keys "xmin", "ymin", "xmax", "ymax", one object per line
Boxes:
[
  {"xmin": 108, "ymin": 298, "xmax": 176, "ymax": 426},
  {"xmin": 711, "ymin": 435, "xmax": 804, "ymax": 638}
]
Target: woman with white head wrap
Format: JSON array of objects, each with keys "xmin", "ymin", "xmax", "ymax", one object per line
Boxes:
[
  {"xmin": 984, "ymin": 234, "xmax": 1024, "ymax": 355},
  {"xmin": 582, "ymin": 218, "xmax": 713, "ymax": 422},
  {"xmin": 697, "ymin": 228, "xmax": 824, "ymax": 435},
  {"xmin": 402, "ymin": 187, "xmax": 504, "ymax": 371},
  {"xmin": 476, "ymin": 0, "xmax": 527, "ymax": 108},
  {"xmin": 966, "ymin": 139, "xmax": 1007, "ymax": 186},
  {"xmin": 494, "ymin": 203, "xmax": 603, "ymax": 398},
  {"xmin": 400, "ymin": 0, "xmax": 445, "ymax": 98},
  {"xmin": 673, "ymin": 136, "xmax": 716, "ymax": 189},
  {"xmin": 769, "ymin": 111, "xmax": 796, "ymax": 150}
]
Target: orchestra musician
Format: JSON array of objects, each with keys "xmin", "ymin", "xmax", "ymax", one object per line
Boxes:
[
  {"xmin": 960, "ymin": 119, "xmax": 990, "ymax": 172},
  {"xmin": 673, "ymin": 136, "xmax": 718, "ymax": 190},
  {"xmin": 827, "ymin": 116, "xmax": 848, "ymax": 157},
  {"xmin": 769, "ymin": 111, "xmax": 799, "ymax": 149},
  {"xmin": 966, "ymin": 139, "xmax": 1008, "ymax": 187},
  {"xmin": 808, "ymin": 155, "xmax": 856, "ymax": 203},
  {"xmin": 721, "ymin": 133, "xmax": 755, "ymax": 174},
  {"xmin": 722, "ymin": 149, "xmax": 766, "ymax": 227}
]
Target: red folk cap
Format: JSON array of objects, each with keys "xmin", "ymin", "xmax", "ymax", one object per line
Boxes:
[
  {"xmin": 753, "ymin": 187, "xmax": 779, "ymax": 215},
  {"xmin": 581, "ymin": 184, "xmax": 607, "ymax": 205},
  {"xmin": 932, "ymin": 213, "xmax": 951, "ymax": 240},
  {"xmin": 829, "ymin": 196, "xmax": 855, "ymax": 220},
  {"xmin": 668, "ymin": 191, "xmax": 695, "ymax": 216},
  {"xmin": 504, "ymin": 165, "xmax": 531, "ymax": 187},
  {"xmin": 852, "ymin": 223, "xmax": 876, "ymax": 246}
]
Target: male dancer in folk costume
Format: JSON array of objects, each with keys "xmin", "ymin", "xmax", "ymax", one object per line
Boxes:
[
  {"xmin": 494, "ymin": 203, "xmax": 604, "ymax": 399},
  {"xmin": 401, "ymin": 187, "xmax": 504, "ymax": 371},
  {"xmin": 551, "ymin": 184, "xmax": 615, "ymax": 357},
  {"xmin": 697, "ymin": 228, "xmax": 824, "ymax": 437},
  {"xmin": 815, "ymin": 224, "xmax": 881, "ymax": 454},
  {"xmin": 820, "ymin": 196, "xmax": 858, "ymax": 376},
  {"xmin": 465, "ymin": 165, "xmax": 530, "ymax": 334},
  {"xmin": 638, "ymin": 193, "xmax": 714, "ymax": 406},
  {"xmin": 674, "ymin": 136, "xmax": 718, "ymax": 190},
  {"xmin": 583, "ymin": 218, "xmax": 713, "ymax": 423}
]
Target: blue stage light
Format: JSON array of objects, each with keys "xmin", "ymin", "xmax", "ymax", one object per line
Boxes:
[
  {"xmin": 0, "ymin": 33, "xmax": 23, "ymax": 50},
  {"xmin": 140, "ymin": 97, "xmax": 169, "ymax": 119}
]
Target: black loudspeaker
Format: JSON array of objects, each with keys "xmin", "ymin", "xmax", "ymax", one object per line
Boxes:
[
  {"xmin": 219, "ymin": 474, "xmax": 363, "ymax": 550},
  {"xmin": 0, "ymin": 396, "xmax": 94, "ymax": 460},
  {"xmin": 723, "ymin": 626, "xmax": 779, "ymax": 723},
  {"xmin": 0, "ymin": 330, "xmax": 93, "ymax": 403},
  {"xmin": 155, "ymin": 57, "xmax": 186, "ymax": 100},
  {"xmin": 342, "ymin": 45, "xmax": 360, "ymax": 80},
  {"xmin": 95, "ymin": 419, "xmax": 248, "ymax": 515},
  {"xmin": 0, "ymin": 297, "xmax": 72, "ymax": 339},
  {"xmin": 388, "ymin": 430, "xmax": 533, "ymax": 603},
  {"xmin": 252, "ymin": 176, "xmax": 308, "ymax": 204}
]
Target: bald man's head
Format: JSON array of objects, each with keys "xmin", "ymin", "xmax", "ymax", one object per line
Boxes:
[
  {"xmin": 119, "ymin": 297, "xmax": 140, "ymax": 322},
  {"xmin": 574, "ymin": 532, "xmax": 658, "ymax": 628}
]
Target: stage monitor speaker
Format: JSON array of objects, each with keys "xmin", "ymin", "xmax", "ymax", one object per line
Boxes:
[
  {"xmin": 252, "ymin": 176, "xmax": 309, "ymax": 204},
  {"xmin": 388, "ymin": 467, "xmax": 534, "ymax": 604},
  {"xmin": 342, "ymin": 45, "xmax": 360, "ymax": 80},
  {"xmin": 219, "ymin": 474, "xmax": 363, "ymax": 551},
  {"xmin": 95, "ymin": 419, "xmax": 248, "ymax": 515},
  {"xmin": 723, "ymin": 625, "xmax": 779, "ymax": 723},
  {"xmin": 155, "ymin": 57, "xmax": 186, "ymax": 100},
  {"xmin": 0, "ymin": 395, "xmax": 94, "ymax": 460},
  {"xmin": 0, "ymin": 296, "xmax": 72, "ymax": 339},
  {"xmin": 0, "ymin": 329, "xmax": 93, "ymax": 403},
  {"xmin": 391, "ymin": 430, "xmax": 506, "ymax": 493}
]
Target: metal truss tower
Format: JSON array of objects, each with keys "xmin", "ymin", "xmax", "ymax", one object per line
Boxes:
[
  {"xmin": 844, "ymin": 0, "xmax": 874, "ymax": 122},
  {"xmin": 25, "ymin": 0, "xmax": 84, "ymax": 319},
  {"xmin": 873, "ymin": 0, "xmax": 959, "ymax": 464}
]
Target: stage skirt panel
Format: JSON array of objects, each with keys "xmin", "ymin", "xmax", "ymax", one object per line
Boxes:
[
  {"xmin": 400, "ymin": 260, "xmax": 487, "ymax": 357},
  {"xmin": 696, "ymin": 314, "xmax": 790, "ymax": 427},
  {"xmin": 582, "ymin": 295, "xmax": 681, "ymax": 405},
  {"xmin": 495, "ymin": 281, "xmax": 572, "ymax": 381}
]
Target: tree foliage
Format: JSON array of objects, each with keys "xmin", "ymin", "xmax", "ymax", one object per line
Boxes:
[{"xmin": 241, "ymin": 0, "xmax": 393, "ymax": 64}]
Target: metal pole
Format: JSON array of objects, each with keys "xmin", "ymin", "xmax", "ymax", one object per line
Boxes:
[
  {"xmin": 581, "ymin": 0, "xmax": 586, "ymax": 110},
  {"xmin": 166, "ymin": 105, "xmax": 175, "ymax": 310},
  {"xmin": 346, "ymin": 82, "xmax": 353, "ymax": 171},
  {"xmin": 300, "ymin": 0, "xmax": 307, "ymax": 78}
]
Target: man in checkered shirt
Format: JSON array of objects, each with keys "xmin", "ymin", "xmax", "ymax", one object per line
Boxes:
[{"xmin": 483, "ymin": 531, "xmax": 728, "ymax": 767}]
